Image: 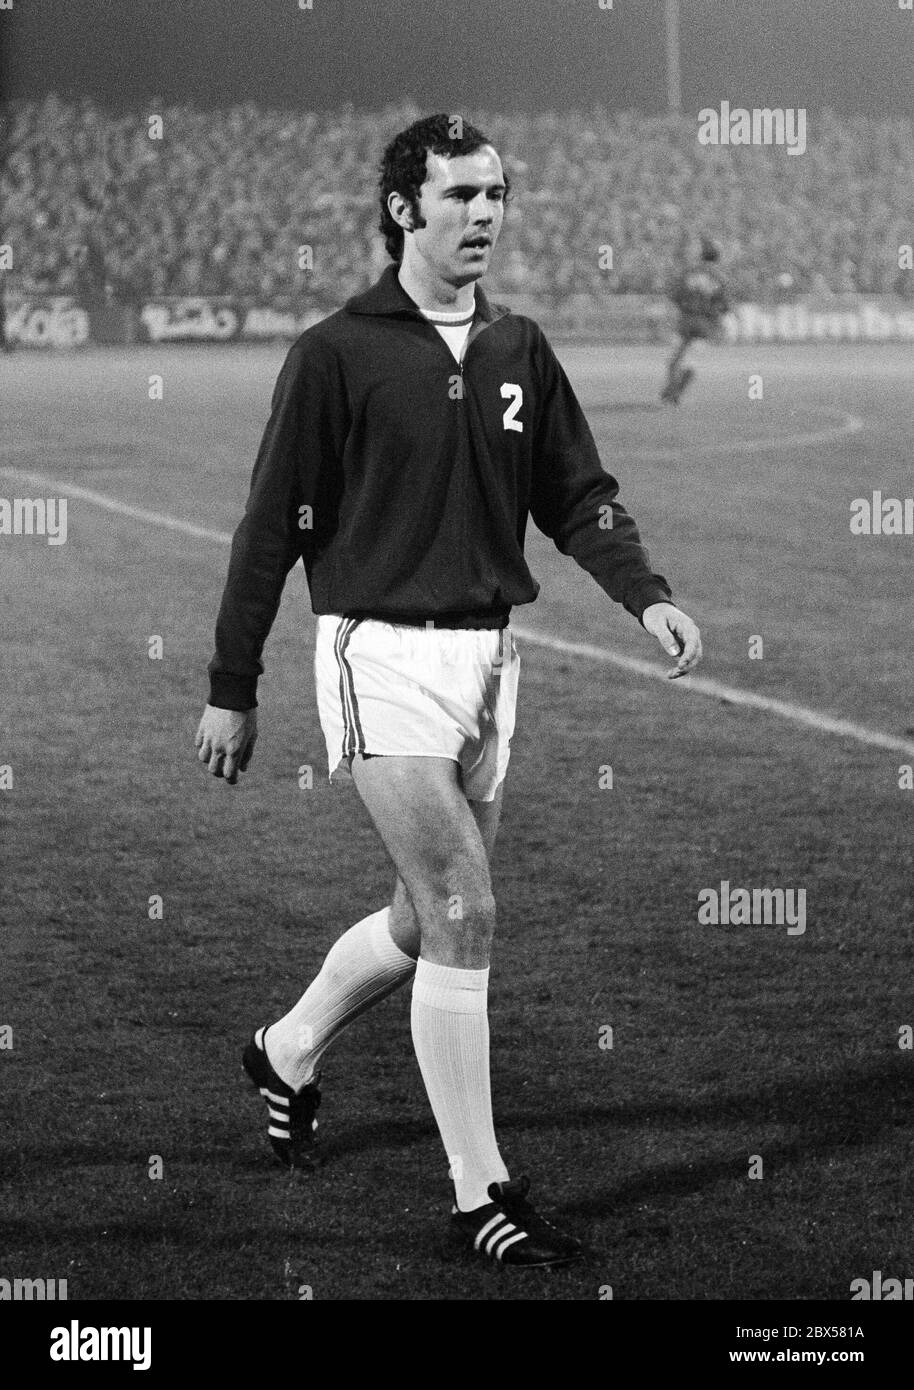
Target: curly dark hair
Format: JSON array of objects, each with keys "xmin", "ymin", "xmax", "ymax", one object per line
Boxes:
[{"xmin": 378, "ymin": 113, "xmax": 510, "ymax": 263}]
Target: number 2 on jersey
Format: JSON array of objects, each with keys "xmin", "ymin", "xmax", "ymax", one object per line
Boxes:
[{"xmin": 500, "ymin": 382, "xmax": 524, "ymax": 433}]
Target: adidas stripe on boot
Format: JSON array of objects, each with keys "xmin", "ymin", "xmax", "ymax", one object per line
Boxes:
[
  {"xmin": 451, "ymin": 1176, "xmax": 585, "ymax": 1267},
  {"xmin": 241, "ymin": 1026, "xmax": 322, "ymax": 1169}
]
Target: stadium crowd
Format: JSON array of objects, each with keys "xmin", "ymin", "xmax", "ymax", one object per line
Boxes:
[{"xmin": 3, "ymin": 97, "xmax": 913, "ymax": 304}]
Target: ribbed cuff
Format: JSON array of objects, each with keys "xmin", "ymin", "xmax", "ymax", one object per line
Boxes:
[
  {"xmin": 413, "ymin": 958, "xmax": 490, "ymax": 1013},
  {"xmin": 628, "ymin": 581, "xmax": 675, "ymax": 625},
  {"xmin": 208, "ymin": 672, "xmax": 259, "ymax": 710}
]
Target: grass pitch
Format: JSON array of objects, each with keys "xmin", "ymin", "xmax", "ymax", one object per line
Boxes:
[{"xmin": 1, "ymin": 341, "xmax": 911, "ymax": 1300}]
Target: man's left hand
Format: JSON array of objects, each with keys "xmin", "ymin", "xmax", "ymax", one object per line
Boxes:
[{"xmin": 641, "ymin": 602, "xmax": 703, "ymax": 679}]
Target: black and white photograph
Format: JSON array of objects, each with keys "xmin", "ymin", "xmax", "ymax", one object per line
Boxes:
[{"xmin": 2, "ymin": 0, "xmax": 912, "ymax": 1347}]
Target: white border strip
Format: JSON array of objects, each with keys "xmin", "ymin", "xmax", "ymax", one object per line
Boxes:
[{"xmin": 3, "ymin": 465, "xmax": 912, "ymax": 758}]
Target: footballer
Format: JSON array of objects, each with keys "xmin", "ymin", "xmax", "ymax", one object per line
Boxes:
[
  {"xmin": 196, "ymin": 114, "xmax": 702, "ymax": 1268},
  {"xmin": 661, "ymin": 235, "xmax": 730, "ymax": 405}
]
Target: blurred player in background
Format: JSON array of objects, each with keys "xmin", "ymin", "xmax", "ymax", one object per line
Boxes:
[{"xmin": 660, "ymin": 235, "xmax": 729, "ymax": 405}]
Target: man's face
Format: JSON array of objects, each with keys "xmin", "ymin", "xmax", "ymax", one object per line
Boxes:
[{"xmin": 402, "ymin": 145, "xmax": 506, "ymax": 285}]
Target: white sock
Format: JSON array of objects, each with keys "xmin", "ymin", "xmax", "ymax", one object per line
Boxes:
[
  {"xmin": 410, "ymin": 957, "xmax": 510, "ymax": 1212},
  {"xmin": 266, "ymin": 907, "xmax": 416, "ymax": 1091}
]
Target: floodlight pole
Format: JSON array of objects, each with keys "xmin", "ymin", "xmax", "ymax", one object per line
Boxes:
[{"xmin": 665, "ymin": 0, "xmax": 682, "ymax": 115}]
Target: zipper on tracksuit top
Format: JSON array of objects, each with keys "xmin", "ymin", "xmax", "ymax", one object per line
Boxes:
[{"xmin": 414, "ymin": 298, "xmax": 492, "ymax": 394}]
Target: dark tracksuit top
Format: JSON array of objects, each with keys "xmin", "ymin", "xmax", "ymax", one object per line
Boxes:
[{"xmin": 208, "ymin": 264, "xmax": 673, "ymax": 710}]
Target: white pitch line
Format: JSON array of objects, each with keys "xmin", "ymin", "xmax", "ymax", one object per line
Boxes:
[
  {"xmin": 592, "ymin": 410, "xmax": 864, "ymax": 461},
  {"xmin": 510, "ymin": 626, "xmax": 914, "ymax": 757},
  {"xmin": 0, "ymin": 467, "xmax": 233, "ymax": 544},
  {"xmin": 3, "ymin": 464, "xmax": 912, "ymax": 758}
]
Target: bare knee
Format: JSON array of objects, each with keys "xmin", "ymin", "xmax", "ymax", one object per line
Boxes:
[{"xmin": 410, "ymin": 861, "xmax": 496, "ymax": 968}]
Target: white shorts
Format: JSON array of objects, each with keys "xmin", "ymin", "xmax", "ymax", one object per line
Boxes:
[{"xmin": 314, "ymin": 615, "xmax": 520, "ymax": 803}]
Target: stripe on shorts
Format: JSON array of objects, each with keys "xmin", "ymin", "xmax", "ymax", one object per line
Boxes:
[{"xmin": 334, "ymin": 618, "xmax": 365, "ymax": 759}]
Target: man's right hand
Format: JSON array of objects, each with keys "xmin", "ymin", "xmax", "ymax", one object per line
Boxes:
[{"xmin": 195, "ymin": 705, "xmax": 258, "ymax": 784}]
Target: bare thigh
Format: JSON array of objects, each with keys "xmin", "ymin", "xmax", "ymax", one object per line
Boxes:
[{"xmin": 351, "ymin": 755, "xmax": 504, "ymax": 968}]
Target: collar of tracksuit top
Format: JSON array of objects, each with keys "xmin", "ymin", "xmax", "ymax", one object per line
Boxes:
[
  {"xmin": 207, "ymin": 264, "xmax": 673, "ymax": 710},
  {"xmin": 345, "ymin": 262, "xmax": 508, "ymax": 345}
]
